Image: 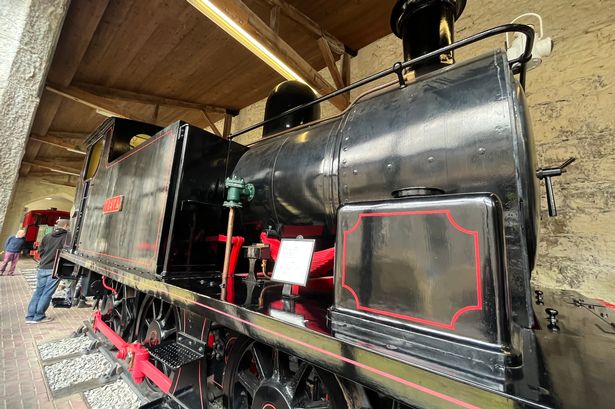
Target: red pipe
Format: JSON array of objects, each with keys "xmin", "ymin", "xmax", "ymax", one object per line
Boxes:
[
  {"xmin": 101, "ymin": 276, "xmax": 118, "ymax": 295},
  {"xmin": 92, "ymin": 311, "xmax": 172, "ymax": 393}
]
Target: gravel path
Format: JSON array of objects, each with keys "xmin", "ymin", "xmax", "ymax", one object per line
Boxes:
[
  {"xmin": 84, "ymin": 379, "xmax": 142, "ymax": 409},
  {"xmin": 38, "ymin": 334, "xmax": 91, "ymax": 361},
  {"xmin": 44, "ymin": 353, "xmax": 112, "ymax": 390}
]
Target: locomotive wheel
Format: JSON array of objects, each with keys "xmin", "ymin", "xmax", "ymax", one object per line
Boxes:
[
  {"xmin": 134, "ymin": 296, "xmax": 180, "ymax": 392},
  {"xmin": 223, "ymin": 336, "xmax": 348, "ymax": 409},
  {"xmin": 100, "ymin": 281, "xmax": 136, "ymax": 342}
]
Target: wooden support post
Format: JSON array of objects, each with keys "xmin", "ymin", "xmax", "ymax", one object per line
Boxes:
[
  {"xmin": 342, "ymin": 53, "xmax": 351, "ymax": 87},
  {"xmin": 317, "ymin": 37, "xmax": 345, "ymax": 90},
  {"xmin": 202, "ymin": 110, "xmax": 222, "ymax": 137},
  {"xmin": 223, "ymin": 113, "xmax": 233, "ymax": 138}
]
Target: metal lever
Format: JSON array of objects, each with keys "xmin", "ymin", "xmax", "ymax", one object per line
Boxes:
[{"xmin": 536, "ymin": 157, "xmax": 575, "ymax": 217}]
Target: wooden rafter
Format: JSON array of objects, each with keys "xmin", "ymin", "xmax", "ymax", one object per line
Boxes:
[
  {"xmin": 317, "ymin": 38, "xmax": 344, "ymax": 90},
  {"xmin": 258, "ymin": 0, "xmax": 350, "ymax": 56},
  {"xmin": 46, "ymin": 83, "xmax": 156, "ymax": 124},
  {"xmin": 223, "ymin": 113, "xmax": 233, "ymax": 138},
  {"xmin": 30, "ymin": 133, "xmax": 86, "ymax": 155},
  {"xmin": 22, "ymin": 0, "xmax": 111, "ymax": 177},
  {"xmin": 22, "ymin": 160, "xmax": 81, "ymax": 177},
  {"xmin": 47, "ymin": 131, "xmax": 89, "ymax": 139},
  {"xmin": 73, "ymin": 82, "xmax": 228, "ymax": 114},
  {"xmin": 270, "ymin": 6, "xmax": 281, "ymax": 33},
  {"xmin": 187, "ymin": 0, "xmax": 349, "ymax": 111},
  {"xmin": 202, "ymin": 111, "xmax": 222, "ymax": 137}
]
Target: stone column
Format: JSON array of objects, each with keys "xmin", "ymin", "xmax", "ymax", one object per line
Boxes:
[{"xmin": 0, "ymin": 0, "xmax": 70, "ymax": 232}]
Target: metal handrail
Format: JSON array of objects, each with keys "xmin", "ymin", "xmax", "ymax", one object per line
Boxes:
[{"xmin": 229, "ymin": 24, "xmax": 535, "ymax": 140}]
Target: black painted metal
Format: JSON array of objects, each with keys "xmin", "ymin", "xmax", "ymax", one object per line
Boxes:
[
  {"xmin": 234, "ymin": 51, "xmax": 540, "ymax": 329},
  {"xmin": 262, "ymin": 81, "xmax": 320, "ymax": 138},
  {"xmin": 391, "ymin": 0, "xmax": 466, "ymax": 74},
  {"xmin": 72, "ymin": 119, "xmax": 246, "ymax": 280},
  {"xmin": 62, "ymin": 251, "xmax": 615, "ymax": 409},
  {"xmin": 332, "ymin": 194, "xmax": 511, "ymax": 383}
]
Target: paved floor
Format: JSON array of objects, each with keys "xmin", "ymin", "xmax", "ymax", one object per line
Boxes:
[{"xmin": 0, "ymin": 259, "xmax": 92, "ymax": 409}]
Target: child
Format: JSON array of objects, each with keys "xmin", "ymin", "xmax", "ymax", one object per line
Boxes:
[{"xmin": 0, "ymin": 229, "xmax": 26, "ymax": 276}]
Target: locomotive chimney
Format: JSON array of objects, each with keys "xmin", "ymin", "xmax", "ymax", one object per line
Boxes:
[
  {"xmin": 262, "ymin": 81, "xmax": 320, "ymax": 138},
  {"xmin": 391, "ymin": 0, "xmax": 466, "ymax": 76}
]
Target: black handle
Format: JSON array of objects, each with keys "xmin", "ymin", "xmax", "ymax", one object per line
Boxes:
[{"xmin": 536, "ymin": 157, "xmax": 576, "ymax": 217}]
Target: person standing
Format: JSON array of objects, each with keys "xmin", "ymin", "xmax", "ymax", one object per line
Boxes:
[
  {"xmin": 25, "ymin": 219, "xmax": 69, "ymax": 324},
  {"xmin": 0, "ymin": 229, "xmax": 26, "ymax": 276}
]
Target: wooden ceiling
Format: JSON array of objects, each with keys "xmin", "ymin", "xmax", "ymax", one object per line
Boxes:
[{"xmin": 22, "ymin": 0, "xmax": 395, "ymax": 185}]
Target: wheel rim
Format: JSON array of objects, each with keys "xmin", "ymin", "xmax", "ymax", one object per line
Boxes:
[
  {"xmin": 135, "ymin": 296, "xmax": 180, "ymax": 392},
  {"xmin": 223, "ymin": 337, "xmax": 348, "ymax": 409},
  {"xmin": 100, "ymin": 281, "xmax": 136, "ymax": 342}
]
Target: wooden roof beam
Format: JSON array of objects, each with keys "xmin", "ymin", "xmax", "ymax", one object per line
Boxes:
[
  {"xmin": 187, "ymin": 0, "xmax": 349, "ymax": 111},
  {"xmin": 202, "ymin": 110, "xmax": 222, "ymax": 137},
  {"xmin": 22, "ymin": 0, "xmax": 111, "ymax": 177},
  {"xmin": 258, "ymin": 0, "xmax": 354, "ymax": 56},
  {"xmin": 73, "ymin": 82, "xmax": 231, "ymax": 115},
  {"xmin": 47, "ymin": 131, "xmax": 90, "ymax": 139},
  {"xmin": 22, "ymin": 160, "xmax": 82, "ymax": 177},
  {"xmin": 46, "ymin": 83, "xmax": 157, "ymax": 124},
  {"xmin": 30, "ymin": 133, "xmax": 86, "ymax": 155}
]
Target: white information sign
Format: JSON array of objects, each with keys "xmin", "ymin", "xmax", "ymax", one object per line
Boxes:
[{"xmin": 271, "ymin": 239, "xmax": 315, "ymax": 286}]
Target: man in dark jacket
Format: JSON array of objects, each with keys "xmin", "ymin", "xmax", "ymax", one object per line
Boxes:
[
  {"xmin": 0, "ymin": 229, "xmax": 26, "ymax": 275},
  {"xmin": 25, "ymin": 219, "xmax": 69, "ymax": 323}
]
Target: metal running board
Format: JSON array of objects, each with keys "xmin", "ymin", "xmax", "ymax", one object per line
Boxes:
[{"xmin": 146, "ymin": 333, "xmax": 205, "ymax": 370}]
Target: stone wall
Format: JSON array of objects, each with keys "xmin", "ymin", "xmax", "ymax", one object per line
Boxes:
[
  {"xmin": 0, "ymin": 0, "xmax": 70, "ymax": 233},
  {"xmin": 228, "ymin": 1, "xmax": 615, "ymax": 300}
]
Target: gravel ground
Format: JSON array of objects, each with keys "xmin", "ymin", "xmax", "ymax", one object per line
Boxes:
[
  {"xmin": 84, "ymin": 379, "xmax": 142, "ymax": 409},
  {"xmin": 44, "ymin": 353, "xmax": 112, "ymax": 390},
  {"xmin": 38, "ymin": 334, "xmax": 91, "ymax": 361}
]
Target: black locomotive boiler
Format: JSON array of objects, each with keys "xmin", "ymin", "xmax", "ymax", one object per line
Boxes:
[{"xmin": 55, "ymin": 1, "xmax": 615, "ymax": 408}]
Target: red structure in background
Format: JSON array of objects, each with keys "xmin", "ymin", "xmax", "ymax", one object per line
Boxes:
[{"xmin": 21, "ymin": 209, "xmax": 70, "ymax": 255}]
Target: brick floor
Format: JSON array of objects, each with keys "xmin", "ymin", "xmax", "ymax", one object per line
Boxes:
[{"xmin": 0, "ymin": 259, "xmax": 92, "ymax": 409}]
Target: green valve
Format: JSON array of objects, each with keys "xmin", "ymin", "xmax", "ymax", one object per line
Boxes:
[{"xmin": 223, "ymin": 176, "xmax": 255, "ymax": 208}]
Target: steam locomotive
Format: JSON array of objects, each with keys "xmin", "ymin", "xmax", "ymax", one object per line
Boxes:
[{"xmin": 55, "ymin": 1, "xmax": 615, "ymax": 408}]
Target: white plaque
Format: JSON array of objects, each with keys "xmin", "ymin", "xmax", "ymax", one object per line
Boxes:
[{"xmin": 271, "ymin": 239, "xmax": 315, "ymax": 286}]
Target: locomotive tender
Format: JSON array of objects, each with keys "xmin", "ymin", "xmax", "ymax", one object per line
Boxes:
[{"xmin": 55, "ymin": 1, "xmax": 615, "ymax": 408}]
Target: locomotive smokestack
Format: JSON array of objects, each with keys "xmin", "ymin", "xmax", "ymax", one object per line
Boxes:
[
  {"xmin": 391, "ymin": 0, "xmax": 466, "ymax": 76},
  {"xmin": 262, "ymin": 81, "xmax": 320, "ymax": 138}
]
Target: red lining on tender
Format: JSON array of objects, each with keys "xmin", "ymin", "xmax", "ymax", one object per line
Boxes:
[
  {"xmin": 341, "ymin": 210, "xmax": 483, "ymax": 331},
  {"xmin": 79, "ymin": 129, "xmax": 177, "ymax": 268},
  {"xmin": 599, "ymin": 299, "xmax": 615, "ymax": 310}
]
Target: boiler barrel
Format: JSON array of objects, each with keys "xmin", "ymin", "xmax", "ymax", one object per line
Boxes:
[{"xmin": 233, "ymin": 50, "xmax": 540, "ymax": 328}]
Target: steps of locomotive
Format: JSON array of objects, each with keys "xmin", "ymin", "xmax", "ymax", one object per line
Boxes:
[{"xmin": 61, "ymin": 250, "xmax": 615, "ymax": 409}]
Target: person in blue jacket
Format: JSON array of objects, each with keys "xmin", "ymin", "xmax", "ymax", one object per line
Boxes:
[{"xmin": 0, "ymin": 229, "xmax": 26, "ymax": 276}]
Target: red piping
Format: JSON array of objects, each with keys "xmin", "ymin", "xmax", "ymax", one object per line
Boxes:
[
  {"xmin": 93, "ymin": 264, "xmax": 483, "ymax": 408},
  {"xmin": 101, "ymin": 276, "xmax": 118, "ymax": 295},
  {"xmin": 92, "ymin": 311, "xmax": 172, "ymax": 393},
  {"xmin": 341, "ymin": 210, "xmax": 483, "ymax": 331}
]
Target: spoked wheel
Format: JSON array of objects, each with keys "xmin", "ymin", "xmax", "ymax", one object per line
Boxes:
[
  {"xmin": 99, "ymin": 280, "xmax": 136, "ymax": 342},
  {"xmin": 223, "ymin": 336, "xmax": 348, "ymax": 409},
  {"xmin": 134, "ymin": 296, "xmax": 180, "ymax": 392}
]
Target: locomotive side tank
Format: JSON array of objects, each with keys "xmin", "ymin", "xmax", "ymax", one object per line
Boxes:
[{"xmin": 233, "ymin": 50, "xmax": 540, "ymax": 329}]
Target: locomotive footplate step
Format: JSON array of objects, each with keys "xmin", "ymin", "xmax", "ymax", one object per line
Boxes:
[{"xmin": 146, "ymin": 333, "xmax": 205, "ymax": 370}]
